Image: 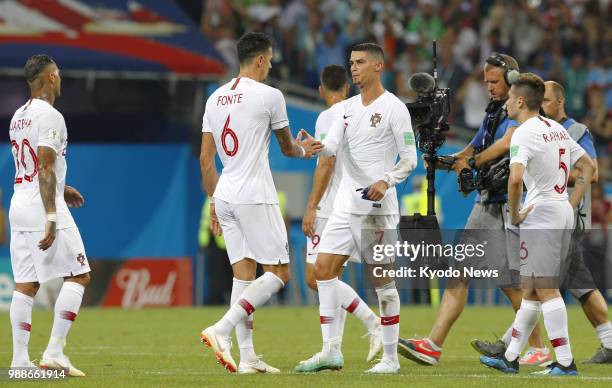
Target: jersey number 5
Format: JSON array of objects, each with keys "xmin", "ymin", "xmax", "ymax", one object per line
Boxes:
[
  {"xmin": 221, "ymin": 115, "xmax": 239, "ymax": 157},
  {"xmin": 11, "ymin": 139, "xmax": 38, "ymax": 184},
  {"xmin": 554, "ymin": 148, "xmax": 567, "ymax": 194}
]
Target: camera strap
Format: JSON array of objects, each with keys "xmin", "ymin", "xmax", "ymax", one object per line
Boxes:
[{"xmin": 482, "ymin": 99, "xmax": 507, "ymax": 149}]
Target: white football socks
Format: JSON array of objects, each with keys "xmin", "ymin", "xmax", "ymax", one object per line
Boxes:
[
  {"xmin": 214, "ymin": 272, "xmax": 284, "ymax": 337},
  {"xmin": 501, "ymin": 325, "xmax": 513, "ymax": 347},
  {"xmin": 543, "ymin": 297, "xmax": 573, "ymax": 367},
  {"xmin": 336, "ymin": 280, "xmax": 379, "ymax": 333},
  {"xmin": 595, "ymin": 321, "xmax": 612, "ymax": 349},
  {"xmin": 231, "ymin": 278, "xmax": 257, "ymax": 362},
  {"xmin": 10, "ymin": 291, "xmax": 33, "ymax": 366},
  {"xmin": 45, "ymin": 282, "xmax": 85, "ymax": 358},
  {"xmin": 317, "ymin": 278, "xmax": 341, "ymax": 353},
  {"xmin": 376, "ymin": 282, "xmax": 400, "ymax": 362},
  {"xmin": 505, "ymin": 299, "xmax": 541, "ymax": 362}
]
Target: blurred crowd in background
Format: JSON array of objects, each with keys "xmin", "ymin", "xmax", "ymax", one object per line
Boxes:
[{"xmin": 198, "ymin": 0, "xmax": 611, "ymax": 180}]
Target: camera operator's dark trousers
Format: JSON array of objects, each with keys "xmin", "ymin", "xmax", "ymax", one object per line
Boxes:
[{"xmin": 460, "ymin": 202, "xmax": 519, "ymax": 288}]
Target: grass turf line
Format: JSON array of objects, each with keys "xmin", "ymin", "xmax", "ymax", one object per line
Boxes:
[{"xmin": 1, "ymin": 306, "xmax": 611, "ymax": 387}]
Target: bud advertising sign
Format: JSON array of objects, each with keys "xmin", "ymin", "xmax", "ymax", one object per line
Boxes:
[{"xmin": 100, "ymin": 258, "xmax": 192, "ymax": 308}]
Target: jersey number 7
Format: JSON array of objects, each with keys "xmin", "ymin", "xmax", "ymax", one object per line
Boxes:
[{"xmin": 221, "ymin": 115, "xmax": 239, "ymax": 157}]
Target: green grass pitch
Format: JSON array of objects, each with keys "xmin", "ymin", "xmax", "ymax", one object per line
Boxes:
[{"xmin": 1, "ymin": 305, "xmax": 611, "ymax": 387}]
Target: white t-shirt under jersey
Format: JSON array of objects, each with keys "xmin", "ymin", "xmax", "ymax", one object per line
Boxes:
[
  {"xmin": 9, "ymin": 98, "xmax": 76, "ymax": 231},
  {"xmin": 510, "ymin": 115, "xmax": 585, "ymax": 208},
  {"xmin": 315, "ymin": 101, "xmax": 345, "ymax": 219},
  {"xmin": 202, "ymin": 76, "xmax": 289, "ymax": 204},
  {"xmin": 321, "ymin": 91, "xmax": 417, "ymax": 215}
]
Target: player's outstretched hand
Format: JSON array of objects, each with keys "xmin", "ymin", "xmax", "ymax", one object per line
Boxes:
[
  {"xmin": 64, "ymin": 185, "xmax": 85, "ymax": 208},
  {"xmin": 366, "ymin": 180, "xmax": 390, "ymax": 201},
  {"xmin": 298, "ymin": 129, "xmax": 324, "ymax": 158},
  {"xmin": 510, "ymin": 204, "xmax": 534, "ymax": 226},
  {"xmin": 38, "ymin": 220, "xmax": 56, "ymax": 250},
  {"xmin": 209, "ymin": 202, "xmax": 222, "ymax": 236},
  {"xmin": 302, "ymin": 206, "xmax": 316, "ymax": 238}
]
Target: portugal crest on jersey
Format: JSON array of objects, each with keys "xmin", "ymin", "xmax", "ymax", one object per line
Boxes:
[
  {"xmin": 370, "ymin": 113, "xmax": 382, "ymax": 128},
  {"xmin": 76, "ymin": 253, "xmax": 86, "ymax": 266}
]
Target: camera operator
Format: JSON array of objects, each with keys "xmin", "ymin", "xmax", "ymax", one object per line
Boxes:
[{"xmin": 398, "ymin": 53, "xmax": 547, "ymax": 366}]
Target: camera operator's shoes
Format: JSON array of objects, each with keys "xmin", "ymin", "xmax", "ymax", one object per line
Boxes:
[
  {"xmin": 398, "ymin": 338, "xmax": 440, "ymax": 366},
  {"xmin": 480, "ymin": 354, "xmax": 519, "ymax": 374},
  {"xmin": 582, "ymin": 347, "xmax": 612, "ymax": 364},
  {"xmin": 519, "ymin": 347, "xmax": 552, "ymax": 366},
  {"xmin": 470, "ymin": 338, "xmax": 506, "ymax": 358}
]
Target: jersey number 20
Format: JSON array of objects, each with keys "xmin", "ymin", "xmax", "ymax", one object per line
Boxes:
[
  {"xmin": 11, "ymin": 139, "xmax": 38, "ymax": 184},
  {"xmin": 221, "ymin": 115, "xmax": 238, "ymax": 157}
]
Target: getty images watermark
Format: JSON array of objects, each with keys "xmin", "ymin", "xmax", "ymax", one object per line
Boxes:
[{"xmin": 369, "ymin": 240, "xmax": 499, "ymax": 279}]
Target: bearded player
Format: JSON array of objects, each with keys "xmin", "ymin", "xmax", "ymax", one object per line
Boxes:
[{"xmin": 8, "ymin": 54, "xmax": 89, "ymax": 376}]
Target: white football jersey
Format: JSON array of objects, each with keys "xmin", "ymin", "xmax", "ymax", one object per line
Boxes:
[
  {"xmin": 8, "ymin": 98, "xmax": 76, "ymax": 231},
  {"xmin": 321, "ymin": 91, "xmax": 417, "ymax": 215},
  {"xmin": 510, "ymin": 115, "xmax": 585, "ymax": 208},
  {"xmin": 314, "ymin": 101, "xmax": 345, "ymax": 218},
  {"xmin": 202, "ymin": 77, "xmax": 289, "ymax": 204}
]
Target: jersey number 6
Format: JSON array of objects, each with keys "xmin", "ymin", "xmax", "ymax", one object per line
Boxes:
[{"xmin": 221, "ymin": 115, "xmax": 239, "ymax": 157}]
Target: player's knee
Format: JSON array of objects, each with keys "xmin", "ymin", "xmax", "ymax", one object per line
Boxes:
[
  {"xmin": 278, "ymin": 270, "xmax": 291, "ymax": 286},
  {"xmin": 67, "ymin": 272, "xmax": 90, "ymax": 287},
  {"xmin": 313, "ymin": 260, "xmax": 330, "ymax": 280},
  {"xmin": 15, "ymin": 282, "xmax": 40, "ymax": 297}
]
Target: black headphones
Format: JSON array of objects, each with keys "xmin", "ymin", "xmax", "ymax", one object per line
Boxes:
[{"xmin": 486, "ymin": 53, "xmax": 519, "ymax": 86}]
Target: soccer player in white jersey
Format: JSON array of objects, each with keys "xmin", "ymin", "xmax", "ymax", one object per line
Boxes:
[
  {"xmin": 480, "ymin": 73, "xmax": 594, "ymax": 376},
  {"xmin": 302, "ymin": 64, "xmax": 382, "ymax": 362},
  {"xmin": 199, "ymin": 32, "xmax": 323, "ymax": 373},
  {"xmin": 295, "ymin": 43, "xmax": 418, "ymax": 374},
  {"xmin": 8, "ymin": 55, "xmax": 90, "ymax": 376}
]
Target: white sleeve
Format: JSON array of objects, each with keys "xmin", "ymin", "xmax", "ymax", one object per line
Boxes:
[
  {"xmin": 509, "ymin": 128, "xmax": 532, "ymax": 166},
  {"xmin": 568, "ymin": 137, "xmax": 586, "ymax": 167},
  {"xmin": 266, "ymin": 89, "xmax": 289, "ymax": 130},
  {"xmin": 201, "ymin": 100, "xmax": 212, "ymax": 133},
  {"xmin": 384, "ymin": 103, "xmax": 417, "ymax": 186},
  {"xmin": 37, "ymin": 111, "xmax": 63, "ymax": 153},
  {"xmin": 321, "ymin": 113, "xmax": 345, "ymax": 157}
]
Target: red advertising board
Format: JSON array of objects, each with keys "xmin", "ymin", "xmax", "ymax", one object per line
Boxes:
[{"xmin": 101, "ymin": 258, "xmax": 192, "ymax": 308}]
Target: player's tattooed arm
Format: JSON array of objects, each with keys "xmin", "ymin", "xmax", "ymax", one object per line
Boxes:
[
  {"xmin": 200, "ymin": 133, "xmax": 218, "ymax": 197},
  {"xmin": 274, "ymin": 127, "xmax": 323, "ymax": 158},
  {"xmin": 569, "ymin": 154, "xmax": 594, "ymax": 209},
  {"xmin": 37, "ymin": 146, "xmax": 57, "ymax": 250}
]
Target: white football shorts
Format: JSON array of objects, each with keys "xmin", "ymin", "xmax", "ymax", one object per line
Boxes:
[
  {"xmin": 215, "ymin": 199, "xmax": 290, "ymax": 265},
  {"xmin": 11, "ymin": 227, "xmax": 90, "ymax": 283},
  {"xmin": 318, "ymin": 210, "xmax": 399, "ymax": 264},
  {"xmin": 306, "ymin": 216, "xmax": 360, "ymax": 265},
  {"xmin": 519, "ymin": 201, "xmax": 574, "ymax": 279}
]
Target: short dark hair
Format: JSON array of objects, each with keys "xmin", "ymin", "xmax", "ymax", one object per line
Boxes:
[
  {"xmin": 513, "ymin": 73, "xmax": 545, "ymax": 110},
  {"xmin": 236, "ymin": 32, "xmax": 272, "ymax": 65},
  {"xmin": 320, "ymin": 65, "xmax": 348, "ymax": 92},
  {"xmin": 24, "ymin": 54, "xmax": 55, "ymax": 83},
  {"xmin": 351, "ymin": 42, "xmax": 384, "ymax": 61}
]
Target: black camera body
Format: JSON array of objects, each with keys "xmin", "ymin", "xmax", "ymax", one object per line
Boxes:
[{"xmin": 406, "ymin": 86, "xmax": 451, "ymax": 155}]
